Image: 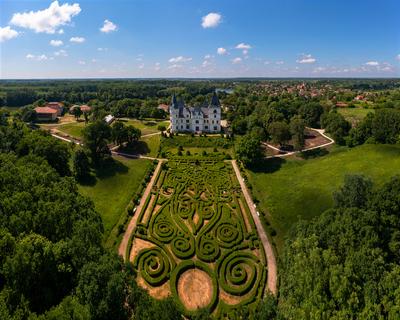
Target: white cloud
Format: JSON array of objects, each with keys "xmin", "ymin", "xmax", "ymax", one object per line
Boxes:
[
  {"xmin": 201, "ymin": 12, "xmax": 222, "ymax": 28},
  {"xmin": 91, "ymin": 58, "xmax": 97, "ymax": 63},
  {"xmin": 100, "ymin": 19, "xmax": 117, "ymax": 33},
  {"xmin": 70, "ymin": 36, "xmax": 85, "ymax": 43},
  {"xmin": 167, "ymin": 64, "xmax": 183, "ymax": 70},
  {"xmin": 138, "ymin": 63, "xmax": 144, "ymax": 69},
  {"xmin": 217, "ymin": 47, "xmax": 227, "ymax": 55},
  {"xmin": 236, "ymin": 43, "xmax": 251, "ymax": 50},
  {"xmin": 264, "ymin": 61, "xmax": 271, "ymax": 65},
  {"xmin": 168, "ymin": 56, "xmax": 192, "ymax": 63},
  {"xmin": 365, "ymin": 61, "xmax": 379, "ymax": 66},
  {"xmin": 202, "ymin": 60, "xmax": 212, "ymax": 68},
  {"xmin": 26, "ymin": 53, "xmax": 48, "ymax": 61},
  {"xmin": 396, "ymin": 54, "xmax": 400, "ymax": 61},
  {"xmin": 58, "ymin": 29, "xmax": 64, "ymax": 34},
  {"xmin": 10, "ymin": 1, "xmax": 81, "ymax": 34},
  {"xmin": 296, "ymin": 54, "xmax": 316, "ymax": 64},
  {"xmin": 54, "ymin": 49, "xmax": 67, "ymax": 57},
  {"xmin": 97, "ymin": 47, "xmax": 108, "ymax": 51},
  {"xmin": 78, "ymin": 60, "xmax": 86, "ymax": 65},
  {"xmin": 154, "ymin": 62, "xmax": 161, "ymax": 71},
  {"xmin": 50, "ymin": 39, "xmax": 63, "ymax": 47},
  {"xmin": 231, "ymin": 57, "xmax": 242, "ymax": 64},
  {"xmin": 275, "ymin": 60, "xmax": 284, "ymax": 65},
  {"xmin": 0, "ymin": 26, "xmax": 19, "ymax": 42},
  {"xmin": 235, "ymin": 43, "xmax": 252, "ymax": 55},
  {"xmin": 204, "ymin": 54, "xmax": 212, "ymax": 59}
]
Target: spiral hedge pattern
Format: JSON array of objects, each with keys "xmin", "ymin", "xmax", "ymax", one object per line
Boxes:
[{"xmin": 131, "ymin": 160, "xmax": 267, "ymax": 317}]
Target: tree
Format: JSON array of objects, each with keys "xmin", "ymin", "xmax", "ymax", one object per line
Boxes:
[
  {"xmin": 111, "ymin": 121, "xmax": 128, "ymax": 145},
  {"xmin": 73, "ymin": 107, "xmax": 83, "ymax": 121},
  {"xmin": 321, "ymin": 112, "xmax": 351, "ymax": 145},
  {"xmin": 268, "ymin": 121, "xmax": 291, "ymax": 147},
  {"xmin": 82, "ymin": 121, "xmax": 111, "ymax": 164},
  {"xmin": 73, "ymin": 149, "xmax": 90, "ymax": 181},
  {"xmin": 83, "ymin": 112, "xmax": 89, "ymax": 124},
  {"xmin": 126, "ymin": 125, "xmax": 141, "ymax": 146},
  {"xmin": 21, "ymin": 107, "xmax": 37, "ymax": 123},
  {"xmin": 333, "ymin": 174, "xmax": 373, "ymax": 209},
  {"xmin": 157, "ymin": 124, "xmax": 166, "ymax": 132},
  {"xmin": 298, "ymin": 102, "xmax": 324, "ymax": 128},
  {"xmin": 235, "ymin": 133, "xmax": 263, "ymax": 166},
  {"xmin": 290, "ymin": 115, "xmax": 306, "ymax": 150},
  {"xmin": 16, "ymin": 130, "xmax": 71, "ymax": 176}
]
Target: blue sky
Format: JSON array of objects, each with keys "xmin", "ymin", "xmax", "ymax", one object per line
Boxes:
[{"xmin": 1, "ymin": 0, "xmax": 399, "ymax": 78}]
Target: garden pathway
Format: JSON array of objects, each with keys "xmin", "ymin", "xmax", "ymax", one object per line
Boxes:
[
  {"xmin": 118, "ymin": 160, "xmax": 164, "ymax": 258},
  {"xmin": 231, "ymin": 159, "xmax": 278, "ymax": 295},
  {"xmin": 264, "ymin": 128, "xmax": 335, "ymax": 159}
]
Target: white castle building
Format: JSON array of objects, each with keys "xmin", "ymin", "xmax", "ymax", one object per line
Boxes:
[{"xmin": 170, "ymin": 92, "xmax": 221, "ymax": 133}]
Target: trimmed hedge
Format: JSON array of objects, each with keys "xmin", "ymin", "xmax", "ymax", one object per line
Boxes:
[{"xmin": 130, "ymin": 159, "xmax": 268, "ymax": 317}]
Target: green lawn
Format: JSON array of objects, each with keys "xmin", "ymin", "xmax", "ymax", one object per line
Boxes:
[
  {"xmin": 337, "ymin": 107, "xmax": 374, "ymax": 123},
  {"xmin": 78, "ymin": 156, "xmax": 151, "ymax": 247},
  {"xmin": 58, "ymin": 121, "xmax": 86, "ymax": 138},
  {"xmin": 247, "ymin": 144, "xmax": 400, "ymax": 252},
  {"xmin": 117, "ymin": 119, "xmax": 169, "ymax": 135}
]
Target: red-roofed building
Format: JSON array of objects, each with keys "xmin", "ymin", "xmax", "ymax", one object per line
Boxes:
[
  {"xmin": 158, "ymin": 104, "xmax": 169, "ymax": 113},
  {"xmin": 35, "ymin": 107, "xmax": 58, "ymax": 121},
  {"xmin": 45, "ymin": 102, "xmax": 64, "ymax": 116},
  {"xmin": 69, "ymin": 104, "xmax": 92, "ymax": 114}
]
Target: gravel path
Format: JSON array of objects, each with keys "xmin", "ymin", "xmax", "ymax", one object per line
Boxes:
[
  {"xmin": 231, "ymin": 159, "xmax": 278, "ymax": 295},
  {"xmin": 264, "ymin": 128, "xmax": 334, "ymax": 159},
  {"xmin": 118, "ymin": 160, "xmax": 164, "ymax": 259}
]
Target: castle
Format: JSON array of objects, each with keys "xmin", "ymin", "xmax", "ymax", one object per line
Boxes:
[{"xmin": 169, "ymin": 92, "xmax": 221, "ymax": 133}]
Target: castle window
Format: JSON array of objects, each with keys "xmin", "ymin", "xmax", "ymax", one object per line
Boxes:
[
  {"xmin": 186, "ymin": 119, "xmax": 189, "ymax": 123},
  {"xmin": 195, "ymin": 120, "xmax": 199, "ymax": 124},
  {"xmin": 186, "ymin": 125, "xmax": 189, "ymax": 129},
  {"xmin": 205, "ymin": 126, "xmax": 208, "ymax": 129},
  {"xmin": 213, "ymin": 109, "xmax": 217, "ymax": 113},
  {"xmin": 214, "ymin": 126, "xmax": 217, "ymax": 130}
]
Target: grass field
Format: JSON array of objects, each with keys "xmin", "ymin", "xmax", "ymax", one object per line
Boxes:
[
  {"xmin": 337, "ymin": 107, "xmax": 374, "ymax": 123},
  {"xmin": 117, "ymin": 118, "xmax": 169, "ymax": 135},
  {"xmin": 247, "ymin": 144, "xmax": 400, "ymax": 252},
  {"xmin": 78, "ymin": 156, "xmax": 151, "ymax": 247},
  {"xmin": 57, "ymin": 121, "xmax": 86, "ymax": 138}
]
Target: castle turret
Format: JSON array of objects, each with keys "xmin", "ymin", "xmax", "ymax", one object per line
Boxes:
[
  {"xmin": 210, "ymin": 91, "xmax": 220, "ymax": 107},
  {"xmin": 171, "ymin": 94, "xmax": 178, "ymax": 109}
]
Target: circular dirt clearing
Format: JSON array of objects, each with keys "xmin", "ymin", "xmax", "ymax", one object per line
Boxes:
[{"xmin": 178, "ymin": 268, "xmax": 213, "ymax": 310}]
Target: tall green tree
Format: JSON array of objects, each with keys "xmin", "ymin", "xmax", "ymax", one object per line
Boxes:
[
  {"xmin": 73, "ymin": 149, "xmax": 90, "ymax": 181},
  {"xmin": 290, "ymin": 115, "xmax": 306, "ymax": 150},
  {"xmin": 268, "ymin": 121, "xmax": 291, "ymax": 147},
  {"xmin": 235, "ymin": 133, "xmax": 263, "ymax": 166},
  {"xmin": 82, "ymin": 121, "xmax": 111, "ymax": 164}
]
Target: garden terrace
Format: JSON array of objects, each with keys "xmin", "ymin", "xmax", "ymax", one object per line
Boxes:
[{"xmin": 127, "ymin": 159, "xmax": 267, "ymax": 317}]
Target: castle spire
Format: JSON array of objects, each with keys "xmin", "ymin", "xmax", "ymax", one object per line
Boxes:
[
  {"xmin": 210, "ymin": 91, "xmax": 220, "ymax": 107},
  {"xmin": 171, "ymin": 94, "xmax": 178, "ymax": 108}
]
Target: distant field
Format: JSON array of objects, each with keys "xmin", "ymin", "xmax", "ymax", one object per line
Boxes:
[
  {"xmin": 78, "ymin": 156, "xmax": 151, "ymax": 247},
  {"xmin": 247, "ymin": 144, "xmax": 400, "ymax": 252},
  {"xmin": 337, "ymin": 107, "xmax": 374, "ymax": 123}
]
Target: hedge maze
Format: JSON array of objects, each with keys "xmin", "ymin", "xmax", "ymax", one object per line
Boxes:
[{"xmin": 129, "ymin": 159, "xmax": 267, "ymax": 317}]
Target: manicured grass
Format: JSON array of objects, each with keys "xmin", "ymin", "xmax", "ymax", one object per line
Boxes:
[
  {"xmin": 337, "ymin": 107, "xmax": 374, "ymax": 122},
  {"xmin": 78, "ymin": 156, "xmax": 151, "ymax": 247},
  {"xmin": 117, "ymin": 119, "xmax": 169, "ymax": 135},
  {"xmin": 57, "ymin": 121, "xmax": 86, "ymax": 138},
  {"xmin": 247, "ymin": 144, "xmax": 400, "ymax": 252}
]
